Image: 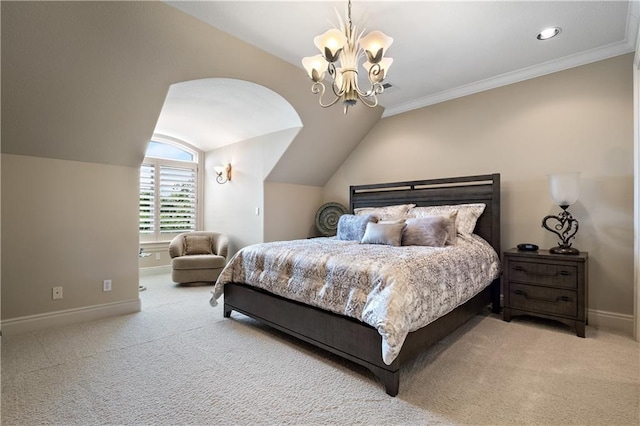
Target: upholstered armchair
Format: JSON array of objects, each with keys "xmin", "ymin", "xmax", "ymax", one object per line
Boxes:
[{"xmin": 169, "ymin": 231, "xmax": 229, "ymax": 285}]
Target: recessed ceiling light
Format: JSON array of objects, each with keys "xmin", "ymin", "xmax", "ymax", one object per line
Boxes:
[{"xmin": 537, "ymin": 27, "xmax": 562, "ymax": 40}]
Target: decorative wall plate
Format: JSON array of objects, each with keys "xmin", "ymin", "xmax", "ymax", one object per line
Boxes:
[{"xmin": 315, "ymin": 202, "xmax": 348, "ymax": 236}]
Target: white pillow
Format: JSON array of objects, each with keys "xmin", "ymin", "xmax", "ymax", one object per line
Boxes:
[
  {"xmin": 360, "ymin": 221, "xmax": 406, "ymax": 247},
  {"xmin": 407, "ymin": 204, "xmax": 485, "ymax": 235},
  {"xmin": 353, "ymin": 204, "xmax": 416, "ymax": 221}
]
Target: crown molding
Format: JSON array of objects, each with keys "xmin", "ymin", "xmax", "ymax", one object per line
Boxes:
[
  {"xmin": 385, "ymin": 2, "xmax": 640, "ymax": 118},
  {"xmin": 384, "ymin": 41, "xmax": 635, "ymax": 118}
]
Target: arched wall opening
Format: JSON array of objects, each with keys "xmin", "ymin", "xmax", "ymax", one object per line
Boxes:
[{"xmin": 151, "ymin": 78, "xmax": 304, "ymax": 257}]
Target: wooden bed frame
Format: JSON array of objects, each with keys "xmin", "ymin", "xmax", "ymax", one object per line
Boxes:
[{"xmin": 223, "ymin": 174, "xmax": 501, "ymax": 396}]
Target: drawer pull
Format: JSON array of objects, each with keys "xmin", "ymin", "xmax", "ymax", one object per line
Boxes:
[
  {"xmin": 513, "ymin": 289, "xmax": 572, "ymax": 303},
  {"xmin": 513, "ymin": 265, "xmax": 571, "ymax": 277}
]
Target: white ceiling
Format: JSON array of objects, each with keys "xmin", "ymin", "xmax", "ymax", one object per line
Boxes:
[
  {"xmin": 167, "ymin": 0, "xmax": 639, "ymax": 119},
  {"xmin": 154, "ymin": 79, "xmax": 302, "ymax": 152}
]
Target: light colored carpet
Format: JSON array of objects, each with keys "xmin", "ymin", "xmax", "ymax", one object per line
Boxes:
[{"xmin": 2, "ymin": 273, "xmax": 639, "ymax": 425}]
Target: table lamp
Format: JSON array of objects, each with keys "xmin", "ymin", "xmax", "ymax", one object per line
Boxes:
[{"xmin": 542, "ymin": 172, "xmax": 580, "ymax": 255}]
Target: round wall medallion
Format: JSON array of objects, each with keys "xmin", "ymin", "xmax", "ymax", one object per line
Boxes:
[{"xmin": 315, "ymin": 202, "xmax": 348, "ymax": 236}]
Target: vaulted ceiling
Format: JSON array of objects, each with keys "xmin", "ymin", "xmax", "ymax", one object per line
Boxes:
[
  {"xmin": 153, "ymin": 79, "xmax": 302, "ymax": 152},
  {"xmin": 168, "ymin": 1, "xmax": 639, "ymax": 118},
  {"xmin": 4, "ymin": 1, "xmax": 638, "ymax": 187}
]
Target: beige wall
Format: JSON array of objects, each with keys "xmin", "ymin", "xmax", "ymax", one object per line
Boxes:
[
  {"xmin": 204, "ymin": 128, "xmax": 302, "ymax": 254},
  {"xmin": 2, "ymin": 1, "xmax": 380, "ymax": 183},
  {"xmin": 1, "ymin": 154, "xmax": 140, "ymax": 319},
  {"xmin": 264, "ymin": 182, "xmax": 324, "ymax": 242},
  {"xmin": 1, "ymin": 1, "xmax": 380, "ymax": 326},
  {"xmin": 204, "ymin": 127, "xmax": 326, "ymax": 252},
  {"xmin": 324, "ymin": 54, "xmax": 635, "ymax": 317}
]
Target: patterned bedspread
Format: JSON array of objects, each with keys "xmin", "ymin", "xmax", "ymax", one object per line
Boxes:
[{"xmin": 211, "ymin": 235, "xmax": 500, "ymax": 365}]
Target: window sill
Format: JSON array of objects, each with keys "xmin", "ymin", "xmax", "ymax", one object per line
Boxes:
[{"xmin": 140, "ymin": 241, "xmax": 171, "ymax": 251}]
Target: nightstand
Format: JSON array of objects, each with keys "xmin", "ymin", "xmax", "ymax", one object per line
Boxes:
[{"xmin": 502, "ymin": 248, "xmax": 588, "ymax": 337}]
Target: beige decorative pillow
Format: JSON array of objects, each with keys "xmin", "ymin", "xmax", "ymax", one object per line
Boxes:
[
  {"xmin": 184, "ymin": 235, "xmax": 212, "ymax": 255},
  {"xmin": 353, "ymin": 204, "xmax": 416, "ymax": 221},
  {"xmin": 406, "ymin": 210, "xmax": 458, "ymax": 245},
  {"xmin": 402, "ymin": 216, "xmax": 450, "ymax": 247},
  {"xmin": 408, "ymin": 204, "xmax": 485, "ymax": 236},
  {"xmin": 360, "ymin": 221, "xmax": 406, "ymax": 247}
]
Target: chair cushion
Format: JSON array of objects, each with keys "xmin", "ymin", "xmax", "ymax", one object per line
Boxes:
[{"xmin": 172, "ymin": 254, "xmax": 226, "ymax": 270}]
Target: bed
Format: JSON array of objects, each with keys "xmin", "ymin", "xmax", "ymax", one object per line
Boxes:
[{"xmin": 212, "ymin": 174, "xmax": 501, "ymax": 396}]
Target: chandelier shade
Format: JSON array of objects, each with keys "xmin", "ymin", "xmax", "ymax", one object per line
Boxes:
[
  {"xmin": 364, "ymin": 58, "xmax": 393, "ymax": 83},
  {"xmin": 302, "ymin": 55, "xmax": 329, "ymax": 82},
  {"xmin": 314, "ymin": 29, "xmax": 348, "ymax": 63},
  {"xmin": 359, "ymin": 30, "xmax": 393, "ymax": 63},
  {"xmin": 302, "ymin": 0, "xmax": 393, "ymax": 114}
]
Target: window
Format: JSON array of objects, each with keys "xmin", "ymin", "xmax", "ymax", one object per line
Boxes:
[{"xmin": 139, "ymin": 139, "xmax": 202, "ymax": 243}]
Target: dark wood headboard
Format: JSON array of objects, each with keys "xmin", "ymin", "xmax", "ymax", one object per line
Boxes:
[{"xmin": 349, "ymin": 173, "xmax": 501, "ymax": 254}]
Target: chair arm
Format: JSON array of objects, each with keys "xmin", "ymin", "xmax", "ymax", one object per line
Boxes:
[
  {"xmin": 169, "ymin": 234, "xmax": 185, "ymax": 258},
  {"xmin": 215, "ymin": 234, "xmax": 229, "ymax": 260}
]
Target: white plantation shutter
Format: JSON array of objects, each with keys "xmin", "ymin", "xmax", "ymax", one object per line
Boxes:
[
  {"xmin": 139, "ymin": 163, "xmax": 156, "ymax": 234},
  {"xmin": 159, "ymin": 165, "xmax": 197, "ymax": 234},
  {"xmin": 139, "ymin": 140, "xmax": 200, "ymax": 242}
]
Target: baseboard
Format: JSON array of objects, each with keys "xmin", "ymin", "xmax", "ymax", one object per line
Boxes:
[
  {"xmin": 139, "ymin": 265, "xmax": 171, "ymax": 276},
  {"xmin": 1, "ymin": 298, "xmax": 141, "ymax": 336},
  {"xmin": 587, "ymin": 308, "xmax": 635, "ymax": 336}
]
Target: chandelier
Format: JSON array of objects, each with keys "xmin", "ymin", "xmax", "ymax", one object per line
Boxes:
[{"xmin": 302, "ymin": 0, "xmax": 393, "ymax": 114}]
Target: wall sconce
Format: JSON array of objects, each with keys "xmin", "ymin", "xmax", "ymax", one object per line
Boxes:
[
  {"xmin": 542, "ymin": 172, "xmax": 580, "ymax": 255},
  {"xmin": 215, "ymin": 164, "xmax": 232, "ymax": 184}
]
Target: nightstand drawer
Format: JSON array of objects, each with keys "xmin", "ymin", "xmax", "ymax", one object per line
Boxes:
[
  {"xmin": 509, "ymin": 283, "xmax": 577, "ymax": 317},
  {"xmin": 509, "ymin": 261, "xmax": 577, "ymax": 289}
]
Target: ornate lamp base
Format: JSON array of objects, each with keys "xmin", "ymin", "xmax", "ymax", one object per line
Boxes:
[
  {"xmin": 550, "ymin": 245, "xmax": 580, "ymax": 255},
  {"xmin": 542, "ymin": 206, "xmax": 580, "ymax": 256}
]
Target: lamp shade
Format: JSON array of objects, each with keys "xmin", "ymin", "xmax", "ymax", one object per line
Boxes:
[
  {"xmin": 548, "ymin": 172, "xmax": 580, "ymax": 206},
  {"xmin": 314, "ymin": 29, "xmax": 347, "ymax": 63},
  {"xmin": 364, "ymin": 57, "xmax": 393, "ymax": 83},
  {"xmin": 359, "ymin": 30, "xmax": 393, "ymax": 63},
  {"xmin": 302, "ymin": 55, "xmax": 328, "ymax": 82}
]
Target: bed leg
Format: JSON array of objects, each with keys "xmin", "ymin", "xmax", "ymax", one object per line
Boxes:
[
  {"xmin": 223, "ymin": 304, "xmax": 232, "ymax": 318},
  {"xmin": 379, "ymin": 370, "xmax": 399, "ymax": 397},
  {"xmin": 490, "ymin": 278, "xmax": 501, "ymax": 314}
]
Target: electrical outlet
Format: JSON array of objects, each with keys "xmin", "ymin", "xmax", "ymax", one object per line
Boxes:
[
  {"xmin": 103, "ymin": 279, "xmax": 112, "ymax": 292},
  {"xmin": 155, "ymin": 252, "xmax": 161, "ymax": 261},
  {"xmin": 52, "ymin": 286, "xmax": 63, "ymax": 300}
]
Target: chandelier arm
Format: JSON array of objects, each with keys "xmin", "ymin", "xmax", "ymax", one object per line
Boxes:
[
  {"xmin": 367, "ymin": 63, "xmax": 383, "ymax": 85},
  {"xmin": 319, "ymin": 93, "xmax": 343, "ymax": 108},
  {"xmin": 362, "ymin": 82, "xmax": 385, "ymax": 97},
  {"xmin": 312, "ymin": 81, "xmax": 343, "ymax": 108},
  {"xmin": 353, "ymin": 80, "xmax": 384, "ymax": 98},
  {"xmin": 311, "ymin": 81, "xmax": 325, "ymax": 97},
  {"xmin": 327, "ymin": 64, "xmax": 346, "ymax": 98},
  {"xmin": 357, "ymin": 93, "xmax": 379, "ymax": 108}
]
